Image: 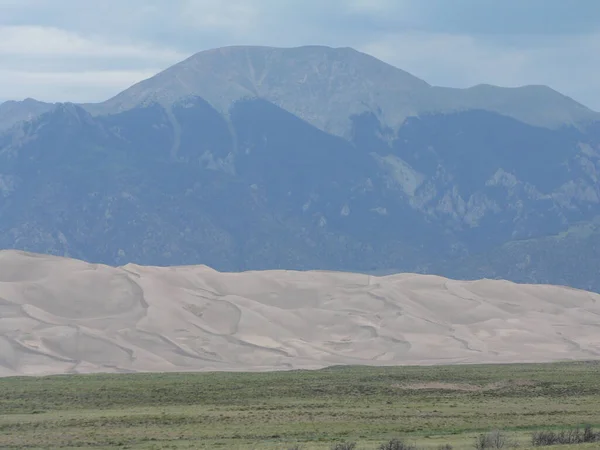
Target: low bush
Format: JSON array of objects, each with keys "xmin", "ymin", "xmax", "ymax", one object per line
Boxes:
[
  {"xmin": 330, "ymin": 442, "xmax": 357, "ymax": 450},
  {"xmin": 294, "ymin": 426, "xmax": 600, "ymax": 450},
  {"xmin": 378, "ymin": 438, "xmax": 416, "ymax": 450},
  {"xmin": 474, "ymin": 430, "xmax": 517, "ymax": 449},
  {"xmin": 531, "ymin": 425, "xmax": 600, "ymax": 446}
]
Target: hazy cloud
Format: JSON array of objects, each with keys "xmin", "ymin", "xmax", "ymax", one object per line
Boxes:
[
  {"xmin": 0, "ymin": 69, "xmax": 160, "ymax": 102},
  {"xmin": 0, "ymin": 26, "xmax": 183, "ymax": 60}
]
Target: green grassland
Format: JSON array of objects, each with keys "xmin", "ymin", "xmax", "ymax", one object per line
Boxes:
[{"xmin": 1, "ymin": 361, "xmax": 599, "ymax": 449}]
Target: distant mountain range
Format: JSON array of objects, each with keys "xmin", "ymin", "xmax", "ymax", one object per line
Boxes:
[{"xmin": 1, "ymin": 45, "xmax": 599, "ymax": 292}]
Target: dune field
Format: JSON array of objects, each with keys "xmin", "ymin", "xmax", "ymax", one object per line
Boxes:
[{"xmin": 0, "ymin": 250, "xmax": 599, "ymax": 377}]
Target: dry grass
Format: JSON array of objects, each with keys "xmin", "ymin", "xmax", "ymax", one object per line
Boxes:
[{"xmin": 0, "ymin": 361, "xmax": 599, "ymax": 449}]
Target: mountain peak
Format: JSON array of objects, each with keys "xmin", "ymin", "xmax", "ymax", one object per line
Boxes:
[
  {"xmin": 89, "ymin": 45, "xmax": 431, "ymax": 136},
  {"xmin": 81, "ymin": 45, "xmax": 599, "ymax": 136}
]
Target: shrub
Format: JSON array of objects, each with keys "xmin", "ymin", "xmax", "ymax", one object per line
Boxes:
[
  {"xmin": 330, "ymin": 442, "xmax": 357, "ymax": 450},
  {"xmin": 583, "ymin": 424, "xmax": 598, "ymax": 443},
  {"xmin": 378, "ymin": 438, "xmax": 416, "ymax": 450},
  {"xmin": 531, "ymin": 425, "xmax": 600, "ymax": 446},
  {"xmin": 474, "ymin": 430, "xmax": 516, "ymax": 449},
  {"xmin": 437, "ymin": 445, "xmax": 453, "ymax": 450}
]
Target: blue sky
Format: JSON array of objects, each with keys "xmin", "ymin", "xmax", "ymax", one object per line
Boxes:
[{"xmin": 0, "ymin": 0, "xmax": 599, "ymax": 109}]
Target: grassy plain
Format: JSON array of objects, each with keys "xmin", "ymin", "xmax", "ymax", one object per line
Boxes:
[{"xmin": 1, "ymin": 361, "xmax": 599, "ymax": 449}]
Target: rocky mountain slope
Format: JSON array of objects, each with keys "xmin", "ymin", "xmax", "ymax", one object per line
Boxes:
[
  {"xmin": 1, "ymin": 251, "xmax": 599, "ymax": 377},
  {"xmin": 1, "ymin": 45, "xmax": 599, "ymax": 292}
]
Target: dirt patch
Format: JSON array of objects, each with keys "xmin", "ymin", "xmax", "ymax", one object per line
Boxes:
[
  {"xmin": 392, "ymin": 382, "xmax": 483, "ymax": 391},
  {"xmin": 487, "ymin": 379, "xmax": 537, "ymax": 389}
]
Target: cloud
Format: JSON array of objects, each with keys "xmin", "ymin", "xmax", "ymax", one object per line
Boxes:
[
  {"xmin": 179, "ymin": 0, "xmax": 260, "ymax": 33},
  {"xmin": 360, "ymin": 33, "xmax": 531, "ymax": 88},
  {"xmin": 0, "ymin": 26, "xmax": 183, "ymax": 60},
  {"xmin": 358, "ymin": 31, "xmax": 600, "ymax": 109},
  {"xmin": 0, "ymin": 25, "xmax": 184, "ymax": 102},
  {"xmin": 0, "ymin": 69, "xmax": 161, "ymax": 102},
  {"xmin": 347, "ymin": 0, "xmax": 406, "ymax": 14},
  {"xmin": 403, "ymin": 0, "xmax": 600, "ymax": 35}
]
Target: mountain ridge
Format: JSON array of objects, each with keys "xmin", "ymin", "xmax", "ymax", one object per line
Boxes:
[
  {"xmin": 2, "ymin": 45, "xmax": 598, "ymax": 135},
  {"xmin": 83, "ymin": 45, "xmax": 600, "ymax": 136}
]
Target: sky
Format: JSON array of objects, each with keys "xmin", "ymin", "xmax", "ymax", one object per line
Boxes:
[{"xmin": 0, "ymin": 0, "xmax": 599, "ymax": 110}]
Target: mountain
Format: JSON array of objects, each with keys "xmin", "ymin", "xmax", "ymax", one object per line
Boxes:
[
  {"xmin": 85, "ymin": 46, "xmax": 598, "ymax": 137},
  {"xmin": 0, "ymin": 98, "xmax": 54, "ymax": 132},
  {"xmin": 2, "ymin": 250, "xmax": 600, "ymax": 376},
  {"xmin": 1, "ymin": 45, "xmax": 600, "ymax": 292}
]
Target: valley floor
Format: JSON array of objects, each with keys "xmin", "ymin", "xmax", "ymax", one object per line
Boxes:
[{"xmin": 1, "ymin": 362, "xmax": 599, "ymax": 449}]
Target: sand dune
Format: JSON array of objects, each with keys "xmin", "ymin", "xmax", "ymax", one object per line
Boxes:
[{"xmin": 0, "ymin": 250, "xmax": 599, "ymax": 377}]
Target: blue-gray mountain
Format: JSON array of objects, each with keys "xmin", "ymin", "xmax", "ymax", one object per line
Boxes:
[{"xmin": 1, "ymin": 46, "xmax": 599, "ymax": 291}]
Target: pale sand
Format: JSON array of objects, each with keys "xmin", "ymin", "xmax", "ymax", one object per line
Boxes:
[{"xmin": 0, "ymin": 250, "xmax": 599, "ymax": 377}]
